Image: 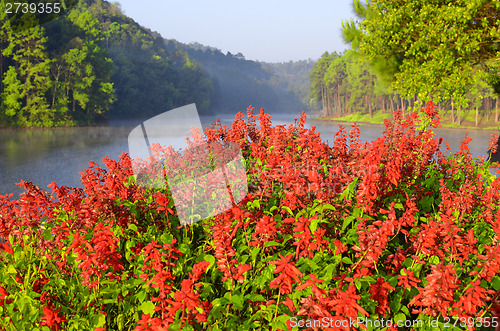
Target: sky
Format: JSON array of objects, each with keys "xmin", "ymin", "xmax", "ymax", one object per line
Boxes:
[{"xmin": 114, "ymin": 0, "xmax": 357, "ymax": 63}]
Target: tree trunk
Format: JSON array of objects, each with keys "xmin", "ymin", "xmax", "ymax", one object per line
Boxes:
[
  {"xmin": 337, "ymin": 84, "xmax": 341, "ymax": 114},
  {"xmin": 345, "ymin": 93, "xmax": 348, "ymax": 114},
  {"xmin": 486, "ymin": 97, "xmax": 491, "ymax": 121},
  {"xmin": 401, "ymin": 96, "xmax": 405, "ymax": 117},
  {"xmin": 321, "ymin": 86, "xmax": 326, "ymax": 117},
  {"xmin": 451, "ymin": 98, "xmax": 455, "ymax": 123},
  {"xmin": 476, "ymin": 106, "xmax": 479, "ymax": 126},
  {"xmin": 367, "ymin": 95, "xmax": 372, "ymax": 118},
  {"xmin": 496, "ymin": 97, "xmax": 499, "ymax": 123},
  {"xmin": 326, "ymin": 91, "xmax": 330, "ymax": 116},
  {"xmin": 333, "ymin": 89, "xmax": 337, "ymax": 115},
  {"xmin": 51, "ymin": 64, "xmax": 61, "ymax": 109}
]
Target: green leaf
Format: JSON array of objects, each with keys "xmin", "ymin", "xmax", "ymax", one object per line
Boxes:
[
  {"xmin": 139, "ymin": 301, "xmax": 155, "ymax": 315},
  {"xmin": 309, "ymin": 217, "xmax": 319, "ymax": 234},
  {"xmin": 340, "ymin": 177, "xmax": 358, "ymax": 201},
  {"xmin": 91, "ymin": 313, "xmax": 106, "ymax": 328},
  {"xmin": 203, "ymin": 254, "xmax": 216, "ymax": 270},
  {"xmin": 160, "ymin": 232, "xmax": 173, "ymax": 244},
  {"xmin": 250, "ymin": 247, "xmax": 260, "ymax": 264},
  {"xmin": 7, "ymin": 264, "xmax": 16, "ymax": 274},
  {"xmin": 492, "ymin": 276, "xmax": 500, "ymax": 291},
  {"xmin": 135, "ymin": 290, "xmax": 147, "ymax": 303},
  {"xmin": 273, "ymin": 314, "xmax": 293, "ymax": 329},
  {"xmin": 281, "ymin": 206, "xmax": 293, "ymax": 216},
  {"xmin": 391, "ymin": 289, "xmax": 403, "ymax": 313},
  {"xmin": 117, "ymin": 314, "xmax": 124, "ymax": 330},
  {"xmin": 342, "ymin": 216, "xmax": 355, "ymax": 231},
  {"xmin": 244, "ymin": 294, "xmax": 266, "ymax": 302},
  {"xmin": 251, "ymin": 199, "xmax": 260, "ymax": 209},
  {"xmin": 264, "ymin": 241, "xmax": 280, "ymax": 248},
  {"xmin": 394, "ymin": 312, "xmax": 406, "ymax": 324},
  {"xmin": 321, "ymin": 263, "xmax": 336, "ymax": 281},
  {"xmin": 282, "ymin": 234, "xmax": 293, "ymax": 245},
  {"xmin": 402, "ymin": 258, "xmax": 413, "ymax": 268},
  {"xmin": 42, "ymin": 227, "xmax": 54, "ymax": 240},
  {"xmin": 322, "ymin": 203, "xmax": 336, "ymax": 211},
  {"xmin": 229, "ymin": 294, "xmax": 243, "ymax": 310},
  {"xmin": 428, "ymin": 255, "xmax": 440, "ymax": 265},
  {"xmin": 342, "ymin": 257, "xmax": 353, "ymax": 264}
]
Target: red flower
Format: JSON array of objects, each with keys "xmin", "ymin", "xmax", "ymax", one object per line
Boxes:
[
  {"xmin": 41, "ymin": 306, "xmax": 67, "ymax": 330},
  {"xmin": 269, "ymin": 253, "xmax": 303, "ymax": 294},
  {"xmin": 0, "ymin": 242, "xmax": 13, "ymax": 254},
  {"xmin": 369, "ymin": 276, "xmax": 395, "ymax": 316},
  {"xmin": 489, "ymin": 133, "xmax": 499, "ymax": 155}
]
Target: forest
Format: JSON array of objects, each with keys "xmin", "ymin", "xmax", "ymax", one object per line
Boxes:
[
  {"xmin": 309, "ymin": 50, "xmax": 500, "ymax": 125},
  {"xmin": 0, "ymin": 0, "xmax": 218, "ymax": 126},
  {"xmin": 310, "ymin": 0, "xmax": 500, "ymax": 127},
  {"xmin": 0, "ymin": 0, "xmax": 312, "ymax": 127}
]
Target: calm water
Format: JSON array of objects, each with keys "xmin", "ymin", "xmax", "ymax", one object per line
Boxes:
[{"xmin": 0, "ymin": 112, "xmax": 498, "ymax": 197}]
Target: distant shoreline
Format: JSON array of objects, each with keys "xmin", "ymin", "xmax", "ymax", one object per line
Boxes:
[{"xmin": 313, "ymin": 113, "xmax": 500, "ymax": 132}]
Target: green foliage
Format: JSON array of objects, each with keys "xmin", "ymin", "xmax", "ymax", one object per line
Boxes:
[
  {"xmin": 0, "ymin": 18, "xmax": 53, "ymax": 126},
  {"xmin": 92, "ymin": 1, "xmax": 216, "ymax": 119},
  {"xmin": 343, "ymin": 0, "xmax": 500, "ymax": 112},
  {"xmin": 0, "ymin": 0, "xmax": 216, "ymax": 127},
  {"xmin": 313, "ymin": 17, "xmax": 500, "ymax": 126},
  {"xmin": 309, "ymin": 50, "xmax": 402, "ymax": 118}
]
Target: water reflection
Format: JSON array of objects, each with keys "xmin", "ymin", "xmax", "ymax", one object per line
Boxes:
[
  {"xmin": 0, "ymin": 112, "xmax": 498, "ymax": 197},
  {"xmin": 0, "ymin": 125, "xmax": 134, "ymax": 197}
]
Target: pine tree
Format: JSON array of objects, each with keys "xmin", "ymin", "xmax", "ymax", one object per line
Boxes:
[{"xmin": 2, "ymin": 18, "xmax": 53, "ymax": 126}]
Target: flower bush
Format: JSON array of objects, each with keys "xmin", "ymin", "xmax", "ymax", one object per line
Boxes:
[{"xmin": 0, "ymin": 102, "xmax": 500, "ymax": 330}]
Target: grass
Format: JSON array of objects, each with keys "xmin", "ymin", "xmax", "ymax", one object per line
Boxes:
[{"xmin": 314, "ymin": 108, "xmax": 500, "ymax": 130}]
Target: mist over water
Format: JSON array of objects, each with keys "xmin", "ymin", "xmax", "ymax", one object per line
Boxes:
[{"xmin": 0, "ymin": 111, "xmax": 497, "ymax": 197}]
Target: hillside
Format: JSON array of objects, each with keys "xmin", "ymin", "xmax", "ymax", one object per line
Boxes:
[
  {"xmin": 0, "ymin": 0, "xmax": 316, "ymax": 127},
  {"xmin": 173, "ymin": 41, "xmax": 316, "ymax": 115},
  {"xmin": 0, "ymin": 0, "xmax": 215, "ymax": 126},
  {"xmin": 68, "ymin": 0, "xmax": 216, "ymax": 120}
]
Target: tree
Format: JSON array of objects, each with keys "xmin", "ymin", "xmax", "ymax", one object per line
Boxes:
[
  {"xmin": 63, "ymin": 4, "xmax": 115, "ymax": 123},
  {"xmin": 309, "ymin": 52, "xmax": 335, "ymax": 116},
  {"xmin": 344, "ymin": 50, "xmax": 376, "ymax": 116},
  {"xmin": 2, "ymin": 20, "xmax": 53, "ymax": 126},
  {"xmin": 343, "ymin": 0, "xmax": 500, "ymax": 115}
]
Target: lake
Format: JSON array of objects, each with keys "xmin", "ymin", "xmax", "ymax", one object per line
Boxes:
[{"xmin": 0, "ymin": 111, "xmax": 498, "ymax": 197}]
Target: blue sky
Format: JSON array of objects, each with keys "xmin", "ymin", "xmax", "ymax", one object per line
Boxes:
[{"xmin": 114, "ymin": 0, "xmax": 356, "ymax": 63}]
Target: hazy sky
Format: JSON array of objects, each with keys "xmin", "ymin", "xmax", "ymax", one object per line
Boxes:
[{"xmin": 114, "ymin": 0, "xmax": 356, "ymax": 63}]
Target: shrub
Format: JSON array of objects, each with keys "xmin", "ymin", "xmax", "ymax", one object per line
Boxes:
[{"xmin": 0, "ymin": 102, "xmax": 499, "ymax": 330}]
